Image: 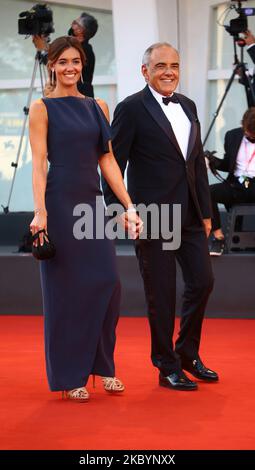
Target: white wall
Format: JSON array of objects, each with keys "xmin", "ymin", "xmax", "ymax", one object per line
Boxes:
[
  {"xmin": 178, "ymin": 0, "xmax": 222, "ymax": 134},
  {"xmin": 156, "ymin": 0, "xmax": 179, "ymax": 47},
  {"xmin": 47, "ymin": 0, "xmax": 112, "ymax": 10},
  {"xmin": 112, "ymin": 0, "xmax": 158, "ymax": 100}
]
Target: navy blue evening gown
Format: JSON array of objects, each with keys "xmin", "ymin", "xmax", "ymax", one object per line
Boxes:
[{"xmin": 40, "ymin": 96, "xmax": 121, "ymax": 391}]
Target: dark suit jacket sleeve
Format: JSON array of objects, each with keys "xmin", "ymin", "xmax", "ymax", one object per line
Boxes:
[
  {"xmin": 247, "ymin": 44, "xmax": 255, "ymax": 64},
  {"xmin": 213, "ymin": 131, "xmax": 231, "ymax": 172},
  {"xmin": 193, "ymin": 106, "xmax": 212, "ymax": 219},
  {"xmin": 102, "ymin": 101, "xmax": 135, "ymax": 208}
]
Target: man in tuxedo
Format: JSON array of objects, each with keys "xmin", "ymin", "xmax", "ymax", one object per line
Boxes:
[
  {"xmin": 103, "ymin": 42, "xmax": 218, "ymax": 391},
  {"xmin": 208, "ymin": 107, "xmax": 255, "ymax": 256}
]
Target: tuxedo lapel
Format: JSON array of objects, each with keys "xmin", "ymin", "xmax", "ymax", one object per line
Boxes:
[
  {"xmin": 230, "ymin": 128, "xmax": 243, "ymax": 171},
  {"xmin": 142, "ymin": 86, "xmax": 183, "ymax": 156},
  {"xmin": 186, "ymin": 121, "xmax": 197, "ymax": 160},
  {"xmin": 142, "ymin": 86, "xmax": 199, "ymax": 160},
  {"xmin": 176, "ymin": 93, "xmax": 198, "ymax": 160},
  {"xmin": 233, "ymin": 129, "xmax": 243, "ymax": 153}
]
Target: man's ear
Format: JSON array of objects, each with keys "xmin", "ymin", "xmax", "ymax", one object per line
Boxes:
[{"xmin": 141, "ymin": 64, "xmax": 148, "ymax": 81}]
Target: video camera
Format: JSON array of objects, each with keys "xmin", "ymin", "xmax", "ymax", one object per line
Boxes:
[
  {"xmin": 225, "ymin": 1, "xmax": 255, "ymax": 36},
  {"xmin": 18, "ymin": 3, "xmax": 54, "ymax": 36}
]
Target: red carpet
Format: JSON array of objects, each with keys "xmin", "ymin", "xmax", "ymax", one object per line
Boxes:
[{"xmin": 0, "ymin": 316, "xmax": 254, "ymax": 450}]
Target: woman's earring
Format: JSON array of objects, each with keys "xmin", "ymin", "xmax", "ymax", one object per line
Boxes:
[
  {"xmin": 80, "ymin": 73, "xmax": 84, "ymax": 84},
  {"xmin": 51, "ymin": 69, "xmax": 55, "ymax": 86}
]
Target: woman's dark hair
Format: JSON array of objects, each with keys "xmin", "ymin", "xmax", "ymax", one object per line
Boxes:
[
  {"xmin": 242, "ymin": 107, "xmax": 255, "ymax": 133},
  {"xmin": 45, "ymin": 36, "xmax": 86, "ymax": 95}
]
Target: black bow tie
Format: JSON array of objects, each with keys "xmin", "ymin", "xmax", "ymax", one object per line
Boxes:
[{"xmin": 162, "ymin": 95, "xmax": 179, "ymax": 105}]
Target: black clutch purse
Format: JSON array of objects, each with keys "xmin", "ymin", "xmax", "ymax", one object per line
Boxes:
[{"xmin": 32, "ymin": 229, "xmax": 56, "ymax": 260}]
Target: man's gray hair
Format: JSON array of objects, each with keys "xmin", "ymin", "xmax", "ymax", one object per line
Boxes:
[{"xmin": 142, "ymin": 42, "xmax": 178, "ymax": 66}]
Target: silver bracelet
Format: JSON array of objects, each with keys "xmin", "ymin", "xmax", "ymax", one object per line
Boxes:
[{"xmin": 126, "ymin": 206, "xmax": 136, "ymax": 213}]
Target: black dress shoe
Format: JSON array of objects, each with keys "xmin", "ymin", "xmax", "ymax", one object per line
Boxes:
[
  {"xmin": 159, "ymin": 370, "xmax": 198, "ymax": 391},
  {"xmin": 182, "ymin": 357, "xmax": 219, "ymax": 381}
]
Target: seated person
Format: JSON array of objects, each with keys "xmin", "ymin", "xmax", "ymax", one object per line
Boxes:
[{"xmin": 207, "ymin": 107, "xmax": 255, "ymax": 255}]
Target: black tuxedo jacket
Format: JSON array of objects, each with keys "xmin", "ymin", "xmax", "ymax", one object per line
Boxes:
[
  {"xmin": 103, "ymin": 85, "xmax": 211, "ymax": 225},
  {"xmin": 213, "ymin": 127, "xmax": 243, "ymax": 177}
]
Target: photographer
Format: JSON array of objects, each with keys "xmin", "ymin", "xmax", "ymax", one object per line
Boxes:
[
  {"xmin": 244, "ymin": 29, "xmax": 255, "ymax": 61},
  {"xmin": 68, "ymin": 13, "xmax": 98, "ymax": 98},
  {"xmin": 207, "ymin": 107, "xmax": 255, "ymax": 255},
  {"xmin": 33, "ymin": 12, "xmax": 98, "ymax": 97},
  {"xmin": 238, "ymin": 29, "xmax": 255, "ymax": 107}
]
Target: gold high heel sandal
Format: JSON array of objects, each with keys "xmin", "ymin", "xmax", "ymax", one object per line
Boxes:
[
  {"xmin": 62, "ymin": 386, "xmax": 89, "ymax": 402},
  {"xmin": 102, "ymin": 377, "xmax": 125, "ymax": 393}
]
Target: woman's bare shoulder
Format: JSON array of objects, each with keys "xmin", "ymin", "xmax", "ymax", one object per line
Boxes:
[
  {"xmin": 29, "ymin": 99, "xmax": 47, "ymax": 119},
  {"xmin": 95, "ymin": 98, "xmax": 109, "ymax": 120}
]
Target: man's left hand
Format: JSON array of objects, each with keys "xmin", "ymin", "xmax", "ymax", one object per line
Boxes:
[{"xmin": 203, "ymin": 218, "xmax": 212, "ymax": 238}]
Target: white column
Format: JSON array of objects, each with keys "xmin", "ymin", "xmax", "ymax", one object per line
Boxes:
[
  {"xmin": 178, "ymin": 0, "xmax": 218, "ymax": 135},
  {"xmin": 112, "ymin": 0, "xmax": 159, "ymax": 101},
  {"xmin": 156, "ymin": 0, "xmax": 179, "ymax": 48}
]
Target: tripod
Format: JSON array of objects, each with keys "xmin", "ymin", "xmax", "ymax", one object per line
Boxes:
[
  {"xmin": 203, "ymin": 36, "xmax": 255, "ymax": 147},
  {"xmin": 1, "ymin": 50, "xmax": 47, "ymax": 214}
]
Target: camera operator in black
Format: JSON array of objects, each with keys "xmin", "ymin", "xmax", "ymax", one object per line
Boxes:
[
  {"xmin": 244, "ymin": 29, "xmax": 255, "ymax": 61},
  {"xmin": 238, "ymin": 29, "xmax": 255, "ymax": 107},
  {"xmin": 33, "ymin": 12, "xmax": 98, "ymax": 98},
  {"xmin": 207, "ymin": 108, "xmax": 255, "ymax": 255},
  {"xmin": 68, "ymin": 13, "xmax": 98, "ymax": 98}
]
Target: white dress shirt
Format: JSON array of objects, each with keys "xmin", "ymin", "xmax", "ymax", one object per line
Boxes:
[
  {"xmin": 149, "ymin": 86, "xmax": 191, "ymax": 160},
  {"xmin": 234, "ymin": 136, "xmax": 255, "ymax": 178}
]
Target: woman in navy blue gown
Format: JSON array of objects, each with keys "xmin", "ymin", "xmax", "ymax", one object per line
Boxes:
[{"xmin": 29, "ymin": 36, "xmax": 142, "ymax": 401}]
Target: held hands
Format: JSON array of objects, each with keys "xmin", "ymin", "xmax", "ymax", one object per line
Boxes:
[
  {"xmin": 117, "ymin": 209, "xmax": 143, "ymax": 240},
  {"xmin": 30, "ymin": 210, "xmax": 47, "ymax": 246}
]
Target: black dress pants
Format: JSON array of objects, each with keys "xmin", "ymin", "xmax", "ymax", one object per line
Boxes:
[
  {"xmin": 210, "ymin": 178, "xmax": 255, "ymax": 231},
  {"xmin": 135, "ymin": 202, "xmax": 214, "ymax": 376}
]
